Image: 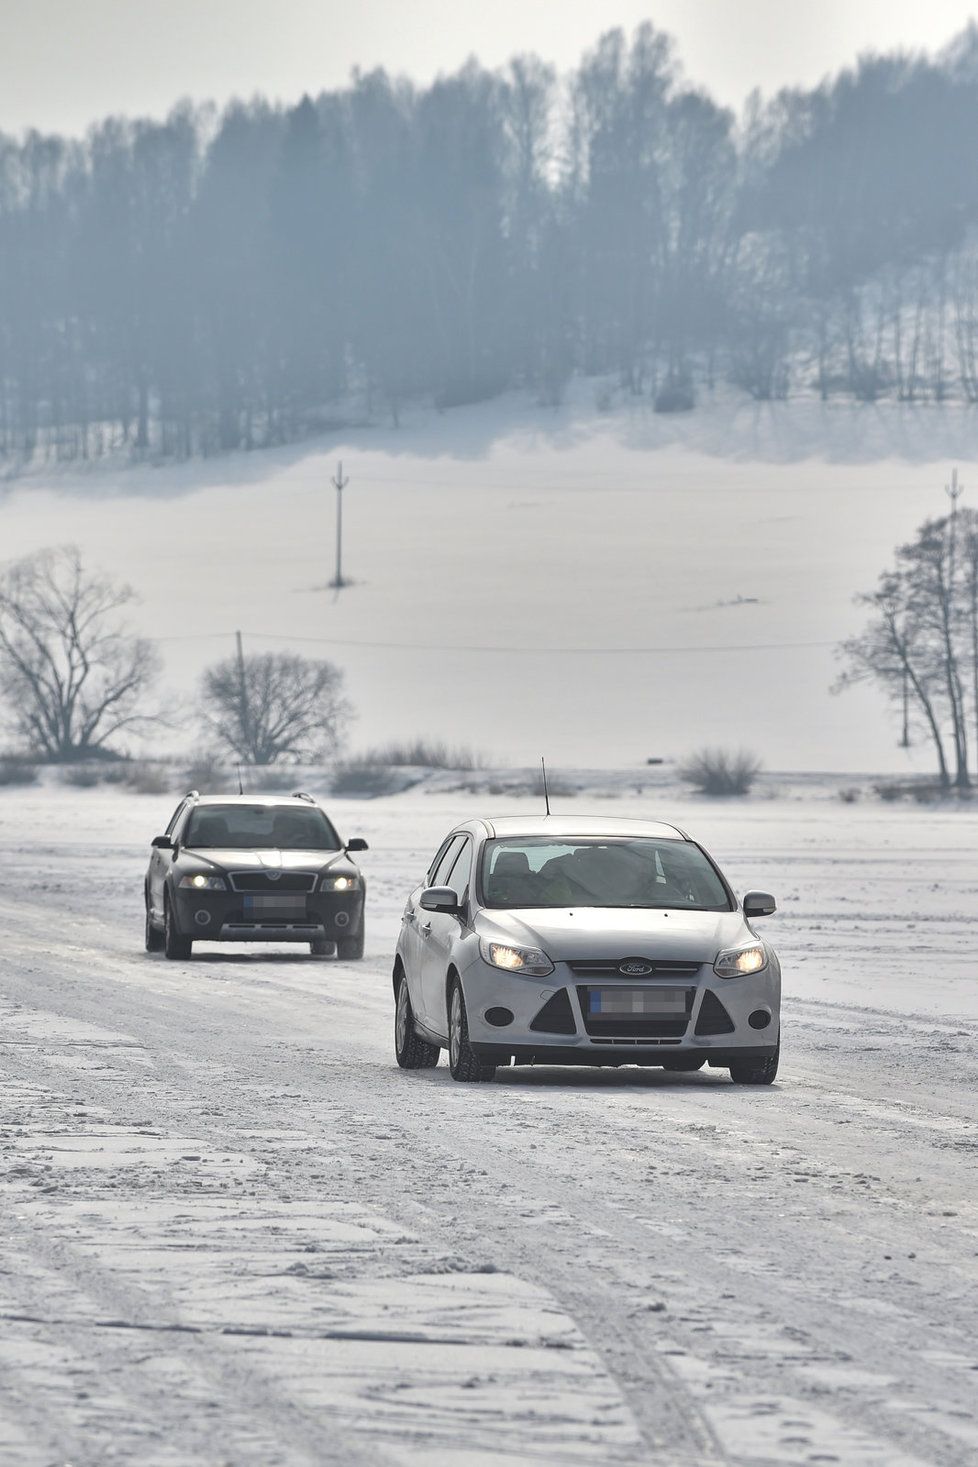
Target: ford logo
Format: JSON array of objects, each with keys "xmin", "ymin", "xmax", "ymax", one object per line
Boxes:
[{"xmin": 619, "ymin": 959, "xmax": 653, "ymax": 977}]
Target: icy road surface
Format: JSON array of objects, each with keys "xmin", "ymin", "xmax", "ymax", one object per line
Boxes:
[{"xmin": 1, "ymin": 786, "xmax": 977, "ymax": 1466}]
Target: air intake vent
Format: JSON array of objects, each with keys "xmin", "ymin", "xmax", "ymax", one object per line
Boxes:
[
  {"xmin": 530, "ymin": 990, "xmax": 577, "ymax": 1035},
  {"xmin": 694, "ymin": 990, "xmax": 735, "ymax": 1036}
]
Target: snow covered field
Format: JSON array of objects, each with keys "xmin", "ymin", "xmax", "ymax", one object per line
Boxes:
[
  {"xmin": 3, "ymin": 390, "xmax": 978, "ymax": 773},
  {"xmin": 1, "ymin": 779, "xmax": 976, "ymax": 1465}
]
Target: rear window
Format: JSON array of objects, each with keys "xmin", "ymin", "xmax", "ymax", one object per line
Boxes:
[{"xmin": 183, "ymin": 805, "xmax": 340, "ymax": 851}]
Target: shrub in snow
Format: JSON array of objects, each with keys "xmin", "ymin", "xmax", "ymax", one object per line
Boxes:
[
  {"xmin": 0, "ymin": 759, "xmax": 38, "ymax": 787},
  {"xmin": 331, "ymin": 761, "xmax": 404, "ymax": 798},
  {"xmin": 654, "ymin": 375, "xmax": 695, "ymax": 413},
  {"xmin": 679, "ymin": 748, "xmax": 761, "ymax": 797},
  {"xmin": 357, "ymin": 738, "xmax": 485, "ymax": 770},
  {"xmin": 124, "ymin": 763, "xmax": 173, "ymax": 795}
]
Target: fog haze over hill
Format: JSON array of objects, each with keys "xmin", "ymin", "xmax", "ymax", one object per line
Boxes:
[{"xmin": 5, "ymin": 20, "xmax": 978, "ymax": 468}]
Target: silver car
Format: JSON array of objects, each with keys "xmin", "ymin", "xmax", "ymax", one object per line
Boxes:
[{"xmin": 393, "ymin": 816, "xmax": 781, "ymax": 1085}]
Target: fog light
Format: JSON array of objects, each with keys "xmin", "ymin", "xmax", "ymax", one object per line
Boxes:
[
  {"xmin": 748, "ymin": 1008, "xmax": 771, "ymax": 1030},
  {"xmin": 194, "ymin": 910, "xmax": 211, "ymax": 927},
  {"xmin": 485, "ymin": 1007, "xmax": 514, "ymax": 1028},
  {"xmin": 335, "ymin": 911, "xmax": 350, "ymax": 928}
]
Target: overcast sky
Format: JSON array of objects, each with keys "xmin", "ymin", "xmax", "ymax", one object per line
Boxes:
[{"xmin": 2, "ymin": 0, "xmax": 977, "ymax": 136}]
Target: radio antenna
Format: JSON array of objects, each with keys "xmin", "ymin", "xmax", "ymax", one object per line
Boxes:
[
  {"xmin": 236, "ymin": 764, "xmax": 244, "ymax": 796},
  {"xmin": 540, "ymin": 756, "xmax": 551, "ymax": 817}
]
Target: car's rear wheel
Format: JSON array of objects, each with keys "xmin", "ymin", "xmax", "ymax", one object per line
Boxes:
[
  {"xmin": 729, "ymin": 1039, "xmax": 780, "ymax": 1086},
  {"xmin": 144, "ymin": 894, "xmax": 163, "ymax": 953},
  {"xmin": 395, "ymin": 976, "xmax": 440, "ymax": 1069},
  {"xmin": 336, "ymin": 921, "xmax": 364, "ymax": 960},
  {"xmin": 448, "ymin": 979, "xmax": 496, "ymax": 1083},
  {"xmin": 163, "ymin": 893, "xmax": 193, "ymax": 960}
]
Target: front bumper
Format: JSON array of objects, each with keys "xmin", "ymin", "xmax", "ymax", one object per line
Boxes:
[
  {"xmin": 172, "ymin": 887, "xmax": 364, "ymax": 943},
  {"xmin": 460, "ymin": 955, "xmax": 780, "ymax": 1064}
]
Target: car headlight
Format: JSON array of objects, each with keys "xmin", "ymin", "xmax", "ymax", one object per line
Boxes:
[
  {"xmin": 321, "ymin": 874, "xmax": 360, "ymax": 892},
  {"xmin": 714, "ymin": 943, "xmax": 767, "ymax": 978},
  {"xmin": 480, "ymin": 940, "xmax": 554, "ymax": 977},
  {"xmin": 178, "ymin": 873, "xmax": 226, "ymax": 891}
]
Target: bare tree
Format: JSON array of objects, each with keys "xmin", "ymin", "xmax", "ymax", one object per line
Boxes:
[
  {"xmin": 0, "ymin": 547, "xmax": 160, "ymax": 760},
  {"xmin": 836, "ymin": 572, "xmax": 951, "ymax": 789},
  {"xmin": 200, "ymin": 650, "xmax": 352, "ymax": 765},
  {"xmin": 836, "ymin": 499, "xmax": 978, "ymax": 790}
]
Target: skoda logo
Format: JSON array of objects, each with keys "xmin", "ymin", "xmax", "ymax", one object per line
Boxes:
[{"xmin": 619, "ymin": 959, "xmax": 653, "ymax": 977}]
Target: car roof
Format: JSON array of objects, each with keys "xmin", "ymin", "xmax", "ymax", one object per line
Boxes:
[{"xmin": 475, "ymin": 815, "xmax": 690, "ymax": 841}]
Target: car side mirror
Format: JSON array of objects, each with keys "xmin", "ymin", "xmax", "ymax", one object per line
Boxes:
[
  {"xmin": 419, "ymin": 885, "xmax": 460, "ymax": 914},
  {"xmin": 743, "ymin": 890, "xmax": 777, "ymax": 918},
  {"xmin": 346, "ymin": 837, "xmax": 368, "ymax": 852},
  {"xmin": 151, "ymin": 835, "xmax": 174, "ymax": 850}
]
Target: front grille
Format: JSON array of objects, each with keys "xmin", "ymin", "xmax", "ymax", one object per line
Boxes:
[
  {"xmin": 229, "ymin": 871, "xmax": 317, "ymax": 893},
  {"xmin": 694, "ymin": 990, "xmax": 736, "ymax": 1036},
  {"xmin": 530, "ymin": 990, "xmax": 577, "ymax": 1035},
  {"xmin": 568, "ymin": 959, "xmax": 702, "ymax": 979}
]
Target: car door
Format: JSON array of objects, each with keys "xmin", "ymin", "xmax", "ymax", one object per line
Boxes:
[
  {"xmin": 148, "ymin": 799, "xmax": 187, "ymax": 921},
  {"xmin": 402, "ymin": 836, "xmax": 458, "ymax": 1018},
  {"xmin": 419, "ymin": 836, "xmax": 472, "ymax": 1035}
]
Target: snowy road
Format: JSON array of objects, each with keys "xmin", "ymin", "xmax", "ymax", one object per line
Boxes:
[{"xmin": 1, "ymin": 787, "xmax": 977, "ymax": 1466}]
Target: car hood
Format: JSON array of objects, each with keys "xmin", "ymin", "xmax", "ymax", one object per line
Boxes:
[
  {"xmin": 475, "ymin": 906, "xmax": 750, "ymax": 962},
  {"xmin": 181, "ymin": 847, "xmax": 348, "ymax": 873}
]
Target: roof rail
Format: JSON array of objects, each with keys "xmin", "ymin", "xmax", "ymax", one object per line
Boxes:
[
  {"xmin": 291, "ymin": 791, "xmax": 315, "ymax": 803},
  {"xmin": 185, "ymin": 789, "xmax": 200, "ymax": 800}
]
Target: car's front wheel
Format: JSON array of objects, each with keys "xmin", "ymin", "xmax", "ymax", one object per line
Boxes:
[
  {"xmin": 336, "ymin": 921, "xmax": 365, "ymax": 961},
  {"xmin": 394, "ymin": 976, "xmax": 440, "ymax": 1069},
  {"xmin": 448, "ymin": 979, "xmax": 496, "ymax": 1083},
  {"xmin": 729, "ymin": 1039, "xmax": 780, "ymax": 1086},
  {"xmin": 163, "ymin": 893, "xmax": 193, "ymax": 960},
  {"xmin": 144, "ymin": 896, "xmax": 164, "ymax": 953}
]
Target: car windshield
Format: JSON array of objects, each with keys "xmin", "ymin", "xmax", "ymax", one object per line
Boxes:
[
  {"xmin": 481, "ymin": 837, "xmax": 731, "ymax": 911},
  {"xmin": 183, "ymin": 805, "xmax": 340, "ymax": 851}
]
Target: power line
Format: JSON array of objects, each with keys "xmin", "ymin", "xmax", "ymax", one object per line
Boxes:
[{"xmin": 152, "ymin": 629, "xmax": 836, "ymax": 655}]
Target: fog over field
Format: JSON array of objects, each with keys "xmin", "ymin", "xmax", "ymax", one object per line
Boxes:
[{"xmin": 2, "ymin": 389, "xmax": 973, "ymax": 771}]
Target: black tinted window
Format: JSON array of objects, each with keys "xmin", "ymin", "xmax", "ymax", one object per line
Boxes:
[{"xmin": 184, "ymin": 805, "xmax": 340, "ymax": 851}]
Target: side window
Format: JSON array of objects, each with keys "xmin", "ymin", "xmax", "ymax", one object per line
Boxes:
[
  {"xmin": 164, "ymin": 800, "xmax": 187, "ymax": 837},
  {"xmin": 445, "ymin": 839, "xmax": 472, "ymax": 903},
  {"xmin": 427, "ymin": 838, "xmax": 454, "ymax": 882},
  {"xmin": 432, "ymin": 836, "xmax": 465, "ymax": 887}
]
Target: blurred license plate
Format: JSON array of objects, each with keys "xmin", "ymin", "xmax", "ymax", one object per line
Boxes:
[
  {"xmin": 587, "ymin": 987, "xmax": 687, "ymax": 1017},
  {"xmin": 243, "ymin": 894, "xmax": 306, "ymax": 912}
]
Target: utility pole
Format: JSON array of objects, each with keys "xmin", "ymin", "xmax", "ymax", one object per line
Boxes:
[
  {"xmin": 330, "ymin": 460, "xmax": 350, "ymax": 588},
  {"xmin": 235, "ymin": 629, "xmax": 252, "ymax": 763}
]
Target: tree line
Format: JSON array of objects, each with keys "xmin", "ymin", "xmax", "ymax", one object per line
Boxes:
[{"xmin": 4, "ymin": 23, "xmax": 978, "ymax": 466}]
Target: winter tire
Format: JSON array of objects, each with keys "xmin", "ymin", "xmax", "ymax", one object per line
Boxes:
[
  {"xmin": 336, "ymin": 922, "xmax": 365, "ymax": 960},
  {"xmin": 145, "ymin": 895, "xmax": 164, "ymax": 953},
  {"xmin": 394, "ymin": 977, "xmax": 440, "ymax": 1069},
  {"xmin": 163, "ymin": 893, "xmax": 193, "ymax": 960},
  {"xmin": 729, "ymin": 1039, "xmax": 780, "ymax": 1086},
  {"xmin": 448, "ymin": 979, "xmax": 496, "ymax": 1083}
]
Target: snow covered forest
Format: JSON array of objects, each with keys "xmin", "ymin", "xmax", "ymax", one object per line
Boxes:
[{"xmin": 6, "ymin": 22, "xmax": 978, "ymax": 465}]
